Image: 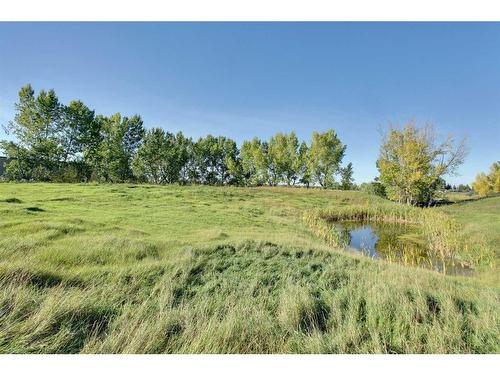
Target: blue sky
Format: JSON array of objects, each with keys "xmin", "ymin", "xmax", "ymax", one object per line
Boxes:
[{"xmin": 1, "ymin": 22, "xmax": 499, "ymax": 184}]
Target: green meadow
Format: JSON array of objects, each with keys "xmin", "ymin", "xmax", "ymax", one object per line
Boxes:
[{"xmin": 0, "ymin": 183, "xmax": 498, "ymax": 353}]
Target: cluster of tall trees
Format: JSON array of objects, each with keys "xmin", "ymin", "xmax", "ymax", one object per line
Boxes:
[
  {"xmin": 126, "ymin": 128, "xmax": 351, "ymax": 187},
  {"xmin": 472, "ymin": 162, "xmax": 500, "ymax": 197},
  {"xmin": 1, "ymin": 85, "xmax": 353, "ymax": 188},
  {"xmin": 238, "ymin": 131, "xmax": 351, "ymax": 188},
  {"xmin": 1, "ymin": 85, "xmax": 146, "ymax": 183}
]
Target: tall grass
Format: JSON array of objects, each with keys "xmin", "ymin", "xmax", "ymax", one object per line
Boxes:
[
  {"xmin": 0, "ymin": 241, "xmax": 498, "ymax": 353},
  {"xmin": 0, "ymin": 184, "xmax": 498, "ymax": 353}
]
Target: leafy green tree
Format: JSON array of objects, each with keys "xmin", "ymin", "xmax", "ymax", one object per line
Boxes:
[
  {"xmin": 268, "ymin": 132, "xmax": 301, "ymax": 185},
  {"xmin": 56, "ymin": 100, "xmax": 100, "ymax": 182},
  {"xmin": 240, "ymin": 138, "xmax": 269, "ymax": 186},
  {"xmin": 297, "ymin": 141, "xmax": 310, "ymax": 187},
  {"xmin": 307, "ymin": 129, "xmax": 346, "ymax": 188},
  {"xmin": 260, "ymin": 141, "xmax": 277, "ymax": 186},
  {"xmin": 60, "ymin": 100, "xmax": 98, "ymax": 162},
  {"xmin": 31, "ymin": 88, "xmax": 64, "ymax": 180},
  {"xmin": 225, "ymin": 152, "xmax": 244, "ymax": 186},
  {"xmin": 93, "ymin": 113, "xmax": 145, "ymax": 182},
  {"xmin": 340, "ymin": 162, "xmax": 354, "ymax": 190},
  {"xmin": 377, "ymin": 123, "xmax": 467, "ymax": 205},
  {"xmin": 240, "ymin": 138, "xmax": 259, "ymax": 185},
  {"xmin": 191, "ymin": 135, "xmax": 240, "ymax": 185},
  {"xmin": 177, "ymin": 133, "xmax": 195, "ymax": 184},
  {"xmin": 132, "ymin": 128, "xmax": 168, "ymax": 184},
  {"xmin": 1, "ymin": 84, "xmax": 64, "ymax": 181},
  {"xmin": 132, "ymin": 128, "xmax": 191, "ymax": 184},
  {"xmin": 0, "ymin": 142, "xmax": 32, "ymax": 181}
]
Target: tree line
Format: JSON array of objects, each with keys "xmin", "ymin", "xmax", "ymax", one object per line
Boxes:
[
  {"xmin": 0, "ymin": 85, "xmax": 354, "ymax": 189},
  {"xmin": 2, "ymin": 84, "xmax": 481, "ymax": 206}
]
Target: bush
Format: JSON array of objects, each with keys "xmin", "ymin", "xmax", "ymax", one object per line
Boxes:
[
  {"xmin": 54, "ymin": 162, "xmax": 90, "ymax": 183},
  {"xmin": 359, "ymin": 182, "xmax": 386, "ymax": 198}
]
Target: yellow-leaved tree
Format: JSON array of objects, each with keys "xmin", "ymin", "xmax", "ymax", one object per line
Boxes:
[
  {"xmin": 472, "ymin": 161, "xmax": 500, "ymax": 197},
  {"xmin": 376, "ymin": 122, "xmax": 467, "ymax": 206}
]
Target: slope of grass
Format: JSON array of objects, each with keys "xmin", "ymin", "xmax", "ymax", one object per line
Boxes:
[
  {"xmin": 438, "ymin": 196, "xmax": 500, "ymax": 253},
  {"xmin": 0, "ymin": 183, "xmax": 498, "ymax": 353},
  {"xmin": 0, "ymin": 183, "xmax": 371, "ymax": 253},
  {"xmin": 438, "ymin": 196, "xmax": 500, "ymax": 284}
]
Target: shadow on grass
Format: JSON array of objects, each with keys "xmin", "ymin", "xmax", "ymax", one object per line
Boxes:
[
  {"xmin": 3, "ymin": 197, "xmax": 23, "ymax": 203},
  {"xmin": 26, "ymin": 207, "xmax": 45, "ymax": 212}
]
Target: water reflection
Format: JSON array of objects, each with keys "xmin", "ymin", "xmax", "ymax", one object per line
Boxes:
[{"xmin": 332, "ymin": 221, "xmax": 473, "ymax": 276}]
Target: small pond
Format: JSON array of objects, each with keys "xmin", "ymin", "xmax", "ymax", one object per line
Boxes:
[{"xmin": 332, "ymin": 221, "xmax": 473, "ymax": 276}]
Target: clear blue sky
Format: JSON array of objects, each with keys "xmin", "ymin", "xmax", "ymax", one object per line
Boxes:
[{"xmin": 1, "ymin": 22, "xmax": 499, "ymax": 184}]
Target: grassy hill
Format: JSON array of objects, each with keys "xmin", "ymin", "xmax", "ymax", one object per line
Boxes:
[
  {"xmin": 0, "ymin": 183, "xmax": 498, "ymax": 353},
  {"xmin": 439, "ymin": 196, "xmax": 500, "ymax": 255}
]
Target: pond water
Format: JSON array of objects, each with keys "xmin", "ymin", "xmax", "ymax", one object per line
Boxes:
[{"xmin": 332, "ymin": 221, "xmax": 473, "ymax": 276}]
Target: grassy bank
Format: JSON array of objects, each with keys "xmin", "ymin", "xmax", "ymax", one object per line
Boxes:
[
  {"xmin": 0, "ymin": 183, "xmax": 498, "ymax": 353},
  {"xmin": 438, "ymin": 196, "xmax": 500, "ymax": 285}
]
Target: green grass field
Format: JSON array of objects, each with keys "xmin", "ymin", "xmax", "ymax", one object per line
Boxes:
[{"xmin": 0, "ymin": 183, "xmax": 498, "ymax": 353}]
